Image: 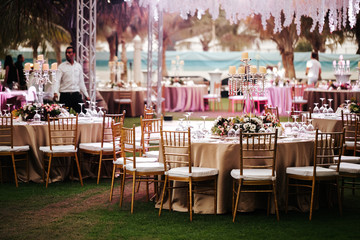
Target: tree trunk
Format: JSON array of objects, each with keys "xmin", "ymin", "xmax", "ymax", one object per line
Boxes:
[
  {"xmin": 281, "ymin": 52, "xmax": 296, "ymax": 79},
  {"xmin": 161, "ymin": 38, "xmax": 170, "ymax": 77},
  {"xmin": 121, "ymin": 40, "xmax": 128, "ymax": 81},
  {"xmin": 107, "ymin": 34, "xmax": 117, "ymax": 61},
  {"xmin": 52, "ymin": 43, "xmax": 62, "ymax": 64}
]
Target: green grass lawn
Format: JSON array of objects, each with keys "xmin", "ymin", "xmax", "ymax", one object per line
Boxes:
[{"xmin": 1, "ymin": 178, "xmax": 360, "ymax": 240}]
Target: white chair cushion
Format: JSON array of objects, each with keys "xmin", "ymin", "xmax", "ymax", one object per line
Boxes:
[
  {"xmin": 286, "ymin": 166, "xmax": 338, "ymax": 177},
  {"xmin": 113, "ymin": 157, "xmax": 158, "ymax": 165},
  {"xmin": 203, "ymin": 94, "xmax": 220, "ymax": 99},
  {"xmin": 166, "ymin": 166, "xmax": 218, "ymax": 178},
  {"xmin": 293, "ymin": 99, "xmax": 308, "ymax": 104},
  {"xmin": 0, "ymin": 145, "xmax": 30, "ymax": 152},
  {"xmin": 253, "ymin": 96, "xmax": 268, "ymax": 101},
  {"xmin": 114, "ymin": 99, "xmax": 132, "ymax": 103},
  {"xmin": 330, "ymin": 163, "xmax": 360, "ymax": 174},
  {"xmin": 229, "ymin": 95, "xmax": 245, "ymax": 100},
  {"xmin": 230, "ymin": 169, "xmax": 276, "ymax": 181},
  {"xmin": 39, "ymin": 145, "xmax": 77, "ymax": 153},
  {"xmin": 79, "ymin": 142, "xmax": 119, "ymax": 152},
  {"xmin": 125, "ymin": 142, "xmax": 142, "ymax": 150},
  {"xmin": 144, "ymin": 151, "xmax": 160, "ymax": 158},
  {"xmin": 345, "ymin": 141, "xmax": 355, "ymax": 148},
  {"xmin": 125, "ymin": 162, "xmax": 165, "ymax": 172},
  {"xmin": 334, "ymin": 155, "xmax": 360, "ymax": 164}
]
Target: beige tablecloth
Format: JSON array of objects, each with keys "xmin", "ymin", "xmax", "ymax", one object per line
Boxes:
[
  {"xmin": 158, "ymin": 138, "xmax": 315, "ymax": 214},
  {"xmin": 99, "ymin": 88, "xmax": 146, "ymax": 117},
  {"xmin": 12, "ymin": 120, "xmax": 102, "ymax": 183}
]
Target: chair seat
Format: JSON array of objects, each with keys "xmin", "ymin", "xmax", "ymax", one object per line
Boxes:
[
  {"xmin": 143, "ymin": 151, "xmax": 160, "ymax": 158},
  {"xmin": 0, "ymin": 145, "xmax": 30, "ymax": 152},
  {"xmin": 125, "ymin": 162, "xmax": 165, "ymax": 172},
  {"xmin": 286, "ymin": 166, "xmax": 338, "ymax": 177},
  {"xmin": 114, "ymin": 99, "xmax": 132, "ymax": 104},
  {"xmin": 39, "ymin": 145, "xmax": 77, "ymax": 153},
  {"xmin": 166, "ymin": 166, "xmax": 218, "ymax": 178},
  {"xmin": 345, "ymin": 141, "xmax": 355, "ymax": 148},
  {"xmin": 229, "ymin": 95, "xmax": 245, "ymax": 101},
  {"xmin": 79, "ymin": 142, "xmax": 119, "ymax": 152},
  {"xmin": 330, "ymin": 163, "xmax": 360, "ymax": 174},
  {"xmin": 230, "ymin": 169, "xmax": 276, "ymax": 181},
  {"xmin": 203, "ymin": 94, "xmax": 220, "ymax": 99},
  {"xmin": 125, "ymin": 142, "xmax": 142, "ymax": 150},
  {"xmin": 253, "ymin": 96, "xmax": 268, "ymax": 101},
  {"xmin": 334, "ymin": 155, "xmax": 360, "ymax": 163},
  {"xmin": 113, "ymin": 157, "xmax": 158, "ymax": 165},
  {"xmin": 293, "ymin": 99, "xmax": 308, "ymax": 104}
]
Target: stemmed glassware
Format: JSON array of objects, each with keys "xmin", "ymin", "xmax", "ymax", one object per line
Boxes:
[
  {"xmin": 291, "ymin": 115, "xmax": 299, "ymax": 132},
  {"xmin": 78, "ymin": 103, "xmax": 86, "ymax": 118},
  {"xmin": 186, "ymin": 112, "xmax": 193, "ymax": 127},
  {"xmin": 85, "ymin": 108, "xmax": 92, "ymax": 119},
  {"xmin": 200, "ymin": 116, "xmax": 208, "ymax": 133},
  {"xmin": 259, "ymin": 115, "xmax": 266, "ymax": 132},
  {"xmin": 313, "ymin": 103, "xmax": 320, "ymax": 113},
  {"xmin": 319, "ymin": 98, "xmax": 325, "ymax": 113},
  {"xmin": 6, "ymin": 104, "xmax": 12, "ymax": 115},
  {"xmin": 33, "ymin": 110, "xmax": 41, "ymax": 122},
  {"xmin": 344, "ymin": 99, "xmax": 350, "ymax": 113},
  {"xmin": 327, "ymin": 99, "xmax": 334, "ymax": 114},
  {"xmin": 97, "ymin": 107, "xmax": 104, "ymax": 117},
  {"xmin": 177, "ymin": 118, "xmax": 185, "ymax": 131},
  {"xmin": 306, "ymin": 119, "xmax": 315, "ymax": 132},
  {"xmin": 227, "ymin": 128, "xmax": 236, "ymax": 137},
  {"xmin": 3, "ymin": 109, "xmax": 8, "ymax": 117},
  {"xmin": 323, "ymin": 103, "xmax": 328, "ymax": 114}
]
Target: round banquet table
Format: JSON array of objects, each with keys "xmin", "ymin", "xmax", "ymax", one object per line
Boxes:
[
  {"xmin": 304, "ymin": 88, "xmax": 360, "ymax": 111},
  {"xmin": 164, "ymin": 84, "xmax": 208, "ymax": 112},
  {"xmin": 99, "ymin": 88, "xmax": 146, "ymax": 117},
  {"xmin": 158, "ymin": 136, "xmax": 315, "ymax": 214},
  {"xmin": 266, "ymin": 86, "xmax": 292, "ymax": 116},
  {"xmin": 11, "ymin": 119, "xmax": 102, "ymax": 183}
]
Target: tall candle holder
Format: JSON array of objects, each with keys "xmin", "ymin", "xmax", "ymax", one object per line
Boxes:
[
  {"xmin": 171, "ymin": 55, "xmax": 184, "ymax": 80},
  {"xmin": 228, "ymin": 56, "xmax": 267, "ymax": 114},
  {"xmin": 109, "ymin": 56, "xmax": 124, "ymax": 85},
  {"xmin": 24, "ymin": 56, "xmax": 57, "ymax": 104},
  {"xmin": 333, "ymin": 55, "xmax": 351, "ymax": 84}
]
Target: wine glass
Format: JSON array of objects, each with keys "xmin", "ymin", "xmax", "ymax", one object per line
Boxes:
[
  {"xmin": 33, "ymin": 110, "xmax": 41, "ymax": 122},
  {"xmin": 259, "ymin": 115, "xmax": 266, "ymax": 132},
  {"xmin": 323, "ymin": 103, "xmax": 328, "ymax": 114},
  {"xmin": 200, "ymin": 116, "xmax": 208, "ymax": 132},
  {"xmin": 78, "ymin": 103, "xmax": 86, "ymax": 118},
  {"xmin": 313, "ymin": 103, "xmax": 320, "ymax": 114},
  {"xmin": 235, "ymin": 123, "xmax": 242, "ymax": 137},
  {"xmin": 3, "ymin": 109, "xmax": 8, "ymax": 117},
  {"xmin": 227, "ymin": 128, "xmax": 236, "ymax": 137},
  {"xmin": 85, "ymin": 108, "xmax": 92, "ymax": 119},
  {"xmin": 344, "ymin": 99, "xmax": 350, "ymax": 113},
  {"xmin": 306, "ymin": 119, "xmax": 315, "ymax": 132},
  {"xmin": 319, "ymin": 98, "xmax": 325, "ymax": 112},
  {"xmin": 177, "ymin": 118, "xmax": 185, "ymax": 131},
  {"xmin": 327, "ymin": 99, "xmax": 334, "ymax": 114},
  {"xmin": 6, "ymin": 104, "xmax": 12, "ymax": 114},
  {"xmin": 186, "ymin": 112, "xmax": 192, "ymax": 125},
  {"xmin": 97, "ymin": 107, "xmax": 104, "ymax": 117},
  {"xmin": 265, "ymin": 123, "xmax": 273, "ymax": 133}
]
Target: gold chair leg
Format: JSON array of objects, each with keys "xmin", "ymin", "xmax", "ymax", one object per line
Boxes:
[
  {"xmin": 97, "ymin": 151, "xmax": 103, "ymax": 184},
  {"xmin": 109, "ymin": 165, "xmax": 116, "ymax": 202},
  {"xmin": 26, "ymin": 152, "xmax": 29, "ymax": 183},
  {"xmin": 189, "ymin": 179, "xmax": 193, "ymax": 222},
  {"xmin": 119, "ymin": 171, "xmax": 126, "ymax": 208},
  {"xmin": 233, "ymin": 180, "xmax": 242, "ymax": 222},
  {"xmin": 46, "ymin": 154, "xmax": 53, "ymax": 188},
  {"xmin": 131, "ymin": 173, "xmax": 136, "ymax": 214},
  {"xmin": 214, "ymin": 176, "xmax": 217, "ymax": 215},
  {"xmin": 74, "ymin": 154, "xmax": 83, "ymax": 186},
  {"xmin": 273, "ymin": 181, "xmax": 280, "ymax": 221},
  {"xmin": 309, "ymin": 179, "xmax": 316, "ymax": 221},
  {"xmin": 11, "ymin": 153, "xmax": 18, "ymax": 187},
  {"xmin": 159, "ymin": 175, "xmax": 168, "ymax": 217},
  {"xmin": 285, "ymin": 176, "xmax": 289, "ymax": 214}
]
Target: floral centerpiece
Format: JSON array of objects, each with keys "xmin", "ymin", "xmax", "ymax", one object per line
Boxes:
[
  {"xmin": 262, "ymin": 112, "xmax": 281, "ymax": 128},
  {"xmin": 211, "ymin": 115, "xmax": 264, "ymax": 136},
  {"xmin": 12, "ymin": 103, "xmax": 63, "ymax": 121},
  {"xmin": 349, "ymin": 102, "xmax": 360, "ymax": 113}
]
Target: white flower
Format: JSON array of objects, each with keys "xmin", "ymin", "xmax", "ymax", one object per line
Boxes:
[
  {"xmin": 243, "ymin": 123, "xmax": 251, "ymax": 130},
  {"xmin": 250, "ymin": 124, "xmax": 256, "ymax": 131}
]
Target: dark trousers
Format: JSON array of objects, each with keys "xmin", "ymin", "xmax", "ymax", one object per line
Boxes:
[{"xmin": 59, "ymin": 92, "xmax": 83, "ymax": 113}]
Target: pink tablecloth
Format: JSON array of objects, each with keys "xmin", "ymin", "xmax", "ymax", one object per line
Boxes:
[
  {"xmin": 164, "ymin": 85, "xmax": 208, "ymax": 112},
  {"xmin": 266, "ymin": 86, "xmax": 292, "ymax": 116},
  {"xmin": 0, "ymin": 91, "xmax": 27, "ymax": 111}
]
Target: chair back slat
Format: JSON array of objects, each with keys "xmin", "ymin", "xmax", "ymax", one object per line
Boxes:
[
  {"xmin": 47, "ymin": 115, "xmax": 78, "ymax": 150},
  {"xmin": 161, "ymin": 127, "xmax": 191, "ymax": 173},
  {"xmin": 341, "ymin": 110, "xmax": 358, "ymax": 144},
  {"xmin": 144, "ymin": 105, "xmax": 154, "ymax": 119},
  {"xmin": 0, "ymin": 114, "xmax": 13, "ymax": 148},
  {"xmin": 313, "ymin": 129, "xmax": 345, "ymax": 174},
  {"xmin": 264, "ymin": 105, "xmax": 280, "ymax": 121},
  {"xmin": 101, "ymin": 111, "xmax": 125, "ymax": 147},
  {"xmin": 239, "ymin": 129, "xmax": 278, "ymax": 176},
  {"xmin": 121, "ymin": 125, "xmax": 137, "ymax": 168},
  {"xmin": 141, "ymin": 115, "xmax": 163, "ymax": 153},
  {"xmin": 111, "ymin": 121, "xmax": 123, "ymax": 161}
]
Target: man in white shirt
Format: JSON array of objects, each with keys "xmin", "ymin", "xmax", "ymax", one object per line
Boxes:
[
  {"xmin": 306, "ymin": 52, "xmax": 321, "ymax": 87},
  {"xmin": 53, "ymin": 46, "xmax": 90, "ymax": 113}
]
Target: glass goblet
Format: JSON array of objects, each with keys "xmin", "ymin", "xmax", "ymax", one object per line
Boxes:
[
  {"xmin": 227, "ymin": 128, "xmax": 236, "ymax": 137},
  {"xmin": 33, "ymin": 110, "xmax": 41, "ymax": 122},
  {"xmin": 97, "ymin": 107, "xmax": 104, "ymax": 117},
  {"xmin": 319, "ymin": 98, "xmax": 325, "ymax": 112},
  {"xmin": 313, "ymin": 103, "xmax": 320, "ymax": 114},
  {"xmin": 306, "ymin": 119, "xmax": 315, "ymax": 132},
  {"xmin": 323, "ymin": 103, "xmax": 328, "ymax": 114},
  {"xmin": 6, "ymin": 104, "xmax": 12, "ymax": 114},
  {"xmin": 78, "ymin": 103, "xmax": 86, "ymax": 118},
  {"xmin": 327, "ymin": 99, "xmax": 334, "ymax": 114}
]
